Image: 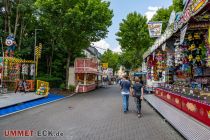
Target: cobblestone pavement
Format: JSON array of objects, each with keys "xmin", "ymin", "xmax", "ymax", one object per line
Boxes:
[{"xmin": 0, "ymin": 85, "xmax": 184, "ymax": 140}]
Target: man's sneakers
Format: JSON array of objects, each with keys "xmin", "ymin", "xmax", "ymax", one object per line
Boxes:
[{"xmin": 137, "ymin": 113, "xmax": 142, "ymax": 118}]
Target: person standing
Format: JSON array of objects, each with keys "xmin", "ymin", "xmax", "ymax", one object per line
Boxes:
[
  {"xmin": 120, "ymin": 75, "xmax": 131, "ymax": 113},
  {"xmin": 131, "ymin": 77, "xmax": 144, "ymax": 118}
]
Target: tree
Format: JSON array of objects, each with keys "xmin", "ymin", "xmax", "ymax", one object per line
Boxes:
[
  {"xmin": 173, "ymin": 0, "xmax": 184, "ymax": 12},
  {"xmin": 116, "ymin": 12, "xmax": 151, "ymax": 69},
  {"xmin": 36, "ymin": 0, "xmax": 113, "ymax": 88},
  {"xmin": 101, "ymin": 49, "xmax": 119, "ymax": 73}
]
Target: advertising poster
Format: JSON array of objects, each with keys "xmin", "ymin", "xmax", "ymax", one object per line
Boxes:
[{"xmin": 148, "ymin": 22, "xmax": 162, "ymax": 38}]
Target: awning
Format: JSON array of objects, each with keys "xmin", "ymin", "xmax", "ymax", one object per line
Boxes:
[
  {"xmin": 75, "ymin": 67, "xmax": 98, "ymax": 74},
  {"xmin": 132, "ymin": 72, "xmax": 147, "ymax": 76}
]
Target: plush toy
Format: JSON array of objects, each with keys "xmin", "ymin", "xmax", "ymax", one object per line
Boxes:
[
  {"xmin": 188, "ymin": 44, "xmax": 196, "ymax": 51},
  {"xmin": 156, "ymin": 51, "xmax": 163, "ymax": 61},
  {"xmin": 188, "ymin": 34, "xmax": 193, "ymax": 41},
  {"xmin": 183, "ymin": 57, "xmax": 189, "ymax": 64},
  {"xmin": 188, "ymin": 54, "xmax": 193, "ymax": 61},
  {"xmin": 36, "ymin": 83, "xmax": 46, "ymax": 95},
  {"xmin": 195, "ymin": 55, "xmax": 202, "ymax": 66},
  {"xmin": 194, "ymin": 33, "xmax": 200, "ymax": 40},
  {"xmin": 5, "ymin": 34, "xmax": 16, "ymax": 57},
  {"xmin": 195, "ymin": 55, "xmax": 201, "ymax": 61}
]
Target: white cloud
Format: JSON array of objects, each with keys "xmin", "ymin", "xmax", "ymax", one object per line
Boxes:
[
  {"xmin": 92, "ymin": 40, "xmax": 110, "ymax": 54},
  {"xmin": 148, "ymin": 6, "xmax": 160, "ymax": 11},
  {"xmin": 112, "ymin": 44, "xmax": 122, "ymax": 53},
  {"xmin": 145, "ymin": 6, "xmax": 161, "ymax": 21}
]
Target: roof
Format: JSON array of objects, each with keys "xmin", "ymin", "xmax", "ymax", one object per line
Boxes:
[{"xmin": 86, "ymin": 46, "xmax": 102, "ymax": 59}]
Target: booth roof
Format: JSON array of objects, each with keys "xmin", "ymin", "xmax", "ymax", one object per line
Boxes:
[{"xmin": 2, "ymin": 57, "xmax": 35, "ymax": 63}]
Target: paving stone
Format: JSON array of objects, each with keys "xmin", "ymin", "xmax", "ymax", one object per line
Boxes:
[{"xmin": 0, "ymin": 85, "xmax": 184, "ymax": 140}]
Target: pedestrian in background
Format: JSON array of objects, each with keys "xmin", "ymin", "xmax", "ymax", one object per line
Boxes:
[
  {"xmin": 120, "ymin": 75, "xmax": 131, "ymax": 113},
  {"xmin": 131, "ymin": 77, "xmax": 144, "ymax": 118}
]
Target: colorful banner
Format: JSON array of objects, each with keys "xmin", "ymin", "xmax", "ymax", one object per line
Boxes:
[
  {"xmin": 174, "ymin": 0, "xmax": 208, "ymax": 32},
  {"xmin": 148, "ymin": 22, "xmax": 162, "ymax": 38}
]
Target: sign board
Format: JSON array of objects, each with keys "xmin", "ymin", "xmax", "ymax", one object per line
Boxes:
[
  {"xmin": 102, "ymin": 63, "xmax": 108, "ymax": 69},
  {"xmin": 148, "ymin": 22, "xmax": 162, "ymax": 38}
]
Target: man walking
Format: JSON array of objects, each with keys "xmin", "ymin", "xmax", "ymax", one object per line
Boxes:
[
  {"xmin": 120, "ymin": 75, "xmax": 131, "ymax": 113},
  {"xmin": 131, "ymin": 77, "xmax": 144, "ymax": 118}
]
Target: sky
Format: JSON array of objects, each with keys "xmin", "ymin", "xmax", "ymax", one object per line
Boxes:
[{"xmin": 93, "ymin": 0, "xmax": 173, "ymax": 53}]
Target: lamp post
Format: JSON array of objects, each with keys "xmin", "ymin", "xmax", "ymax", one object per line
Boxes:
[{"xmin": 34, "ymin": 29, "xmax": 42, "ymax": 80}]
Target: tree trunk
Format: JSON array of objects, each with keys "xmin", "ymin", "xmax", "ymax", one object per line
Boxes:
[
  {"xmin": 18, "ymin": 19, "xmax": 24, "ymax": 50},
  {"xmin": 14, "ymin": 0, "xmax": 20, "ymax": 37},
  {"xmin": 8, "ymin": 0, "xmax": 11, "ymax": 34},
  {"xmin": 4, "ymin": 0, "xmax": 8, "ymax": 32},
  {"xmin": 46, "ymin": 56, "xmax": 50, "ymax": 74},
  {"xmin": 66, "ymin": 51, "xmax": 71, "ymax": 89},
  {"xmin": 49, "ymin": 39, "xmax": 55, "ymax": 76}
]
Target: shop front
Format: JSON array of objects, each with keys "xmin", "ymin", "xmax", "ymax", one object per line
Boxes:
[{"xmin": 143, "ymin": 0, "xmax": 210, "ymax": 127}]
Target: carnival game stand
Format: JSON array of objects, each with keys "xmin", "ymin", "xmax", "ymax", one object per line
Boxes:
[{"xmin": 75, "ymin": 58, "xmax": 98, "ymax": 93}]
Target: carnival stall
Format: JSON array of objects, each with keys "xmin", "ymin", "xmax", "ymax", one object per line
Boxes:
[
  {"xmin": 143, "ymin": 0, "xmax": 210, "ymax": 127},
  {"xmin": 75, "ymin": 58, "xmax": 98, "ymax": 92},
  {"xmin": 0, "ymin": 34, "xmax": 36, "ymax": 92},
  {"xmin": 0, "ymin": 57, "xmax": 35, "ymax": 91}
]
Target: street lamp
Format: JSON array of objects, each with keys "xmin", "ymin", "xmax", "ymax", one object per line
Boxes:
[{"xmin": 34, "ymin": 29, "xmax": 42, "ymax": 80}]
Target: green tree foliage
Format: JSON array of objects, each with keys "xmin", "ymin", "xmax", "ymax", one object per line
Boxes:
[
  {"xmin": 35, "ymin": 0, "xmax": 113, "ymax": 88},
  {"xmin": 116, "ymin": 12, "xmax": 151, "ymax": 69},
  {"xmin": 118, "ymin": 50, "xmax": 134, "ymax": 69},
  {"xmin": 101, "ymin": 49, "xmax": 119, "ymax": 73},
  {"xmin": 0, "ymin": 0, "xmax": 113, "ymax": 89},
  {"xmin": 173, "ymin": 0, "xmax": 184, "ymax": 12}
]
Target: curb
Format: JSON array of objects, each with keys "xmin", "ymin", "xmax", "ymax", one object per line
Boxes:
[{"xmin": 0, "ymin": 93, "xmax": 77, "ymax": 118}]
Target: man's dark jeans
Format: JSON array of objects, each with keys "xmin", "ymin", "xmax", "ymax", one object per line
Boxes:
[{"xmin": 134, "ymin": 96, "xmax": 142, "ymax": 114}]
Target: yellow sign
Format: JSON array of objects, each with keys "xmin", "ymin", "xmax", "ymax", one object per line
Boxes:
[
  {"xmin": 102, "ymin": 63, "xmax": 108, "ymax": 68},
  {"xmin": 36, "ymin": 80, "xmax": 49, "ymax": 96}
]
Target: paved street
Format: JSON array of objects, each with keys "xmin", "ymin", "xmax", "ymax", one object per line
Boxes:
[{"xmin": 0, "ymin": 85, "xmax": 184, "ymax": 140}]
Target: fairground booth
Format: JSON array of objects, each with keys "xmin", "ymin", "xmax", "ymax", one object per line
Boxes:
[
  {"xmin": 0, "ymin": 34, "xmax": 49, "ymax": 96},
  {"xmin": 143, "ymin": 0, "xmax": 210, "ymax": 127},
  {"xmin": 75, "ymin": 58, "xmax": 98, "ymax": 92},
  {"xmin": 0, "ymin": 57, "xmax": 35, "ymax": 92}
]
